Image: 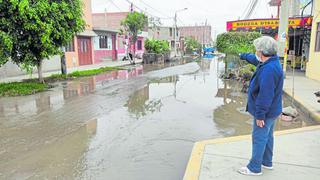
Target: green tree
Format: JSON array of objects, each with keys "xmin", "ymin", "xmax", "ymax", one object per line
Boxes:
[
  {"xmin": 0, "ymin": 0, "xmax": 85, "ymax": 82},
  {"xmin": 121, "ymin": 12, "xmax": 148, "ymax": 63},
  {"xmin": 185, "ymin": 37, "xmax": 201, "ymax": 54}
]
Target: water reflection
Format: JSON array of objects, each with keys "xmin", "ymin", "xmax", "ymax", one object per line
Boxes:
[
  {"xmin": 125, "ymin": 76, "xmax": 179, "ymax": 118},
  {"xmin": 125, "ymin": 59, "xmax": 317, "ymax": 138},
  {"xmin": 213, "ymin": 79, "xmax": 316, "ymax": 136},
  {"xmin": 203, "ymin": 54, "xmax": 215, "ymax": 59},
  {"xmin": 0, "ymin": 65, "xmax": 144, "ymax": 178},
  {"xmin": 0, "ymin": 65, "xmax": 144, "ymax": 117},
  {"xmin": 0, "ymin": 58, "xmax": 317, "ymax": 179}
]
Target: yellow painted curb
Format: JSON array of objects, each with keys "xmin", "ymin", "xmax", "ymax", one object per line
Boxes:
[{"xmin": 183, "ymin": 125, "xmax": 320, "ymax": 180}]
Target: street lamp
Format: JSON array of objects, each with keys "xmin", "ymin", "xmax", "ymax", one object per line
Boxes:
[{"xmin": 174, "ymin": 8, "xmax": 188, "ymax": 57}]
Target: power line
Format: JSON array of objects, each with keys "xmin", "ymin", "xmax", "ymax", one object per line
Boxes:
[
  {"xmin": 251, "ymin": 0, "xmax": 261, "ymax": 18},
  {"xmin": 245, "ymin": 0, "xmax": 258, "ymax": 19},
  {"xmin": 138, "ymin": 0, "xmax": 171, "ymax": 18},
  {"xmin": 123, "ymin": 0, "xmax": 171, "ymax": 20},
  {"xmin": 244, "ymin": 0, "xmax": 255, "ymax": 18},
  {"xmin": 109, "ymin": 0, "xmax": 123, "ymax": 12},
  {"xmin": 241, "ymin": 0, "xmax": 253, "ymax": 19}
]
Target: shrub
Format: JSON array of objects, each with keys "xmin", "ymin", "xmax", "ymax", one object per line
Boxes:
[
  {"xmin": 216, "ymin": 32, "xmax": 262, "ymax": 55},
  {"xmin": 145, "ymin": 39, "xmax": 170, "ymax": 54},
  {"xmin": 185, "ymin": 37, "xmax": 201, "ymax": 53},
  {"xmin": 0, "ymin": 82, "xmax": 49, "ymax": 96}
]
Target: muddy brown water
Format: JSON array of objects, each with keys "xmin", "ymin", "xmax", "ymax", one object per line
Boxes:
[{"xmin": 0, "ymin": 57, "xmax": 317, "ymax": 179}]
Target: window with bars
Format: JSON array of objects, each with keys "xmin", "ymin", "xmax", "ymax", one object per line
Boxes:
[
  {"xmin": 315, "ymin": 23, "xmax": 320, "ymax": 52},
  {"xmin": 65, "ymin": 38, "xmax": 75, "ymax": 52},
  {"xmin": 137, "ymin": 40, "xmax": 142, "ymax": 50},
  {"xmin": 99, "ymin": 36, "xmax": 108, "ymax": 49}
]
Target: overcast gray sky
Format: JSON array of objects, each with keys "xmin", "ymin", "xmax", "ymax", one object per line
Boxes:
[{"xmin": 91, "ymin": 0, "xmax": 278, "ymax": 37}]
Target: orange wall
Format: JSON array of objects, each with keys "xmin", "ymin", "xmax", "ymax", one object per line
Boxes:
[
  {"xmin": 66, "ymin": 0, "xmax": 94, "ymax": 68},
  {"xmin": 66, "ymin": 37, "xmax": 79, "ymax": 68},
  {"xmin": 83, "ymin": 0, "xmax": 95, "ymax": 64},
  {"xmin": 83, "ymin": 0, "xmax": 93, "ymax": 30}
]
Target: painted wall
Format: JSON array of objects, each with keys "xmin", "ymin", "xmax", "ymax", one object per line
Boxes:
[
  {"xmin": 64, "ymin": 36, "xmax": 95, "ymax": 67},
  {"xmin": 65, "ymin": 37, "xmax": 79, "ymax": 68},
  {"xmin": 65, "ymin": 0, "xmax": 95, "ymax": 67},
  {"xmin": 306, "ymin": 1, "xmax": 320, "ymax": 81},
  {"xmin": 148, "ymin": 27, "xmax": 174, "ymax": 41},
  {"xmin": 93, "ymin": 32, "xmax": 116, "ymax": 62},
  {"xmin": 83, "ymin": 0, "xmax": 93, "ymax": 30},
  {"xmin": 0, "ymin": 56, "xmax": 61, "ymax": 79},
  {"xmin": 117, "ymin": 35, "xmax": 144, "ymax": 59}
]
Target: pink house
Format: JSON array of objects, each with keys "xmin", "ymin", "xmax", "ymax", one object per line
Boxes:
[
  {"xmin": 116, "ymin": 35, "xmax": 145, "ymax": 59},
  {"xmin": 92, "ymin": 12, "xmax": 148, "ymax": 60},
  {"xmin": 93, "ymin": 27, "xmax": 118, "ymax": 62}
]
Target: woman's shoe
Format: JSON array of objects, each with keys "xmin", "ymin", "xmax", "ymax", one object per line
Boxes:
[
  {"xmin": 238, "ymin": 167, "xmax": 262, "ymax": 176},
  {"xmin": 262, "ymin": 165, "xmax": 274, "ymax": 170}
]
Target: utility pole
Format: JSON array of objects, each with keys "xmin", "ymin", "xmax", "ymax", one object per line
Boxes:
[
  {"xmin": 203, "ymin": 19, "xmax": 207, "ymax": 55},
  {"xmin": 202, "ymin": 23, "xmax": 204, "ymax": 56},
  {"xmin": 173, "ymin": 8, "xmax": 187, "ymax": 57},
  {"xmin": 277, "ymin": 0, "xmax": 290, "ymax": 75}
]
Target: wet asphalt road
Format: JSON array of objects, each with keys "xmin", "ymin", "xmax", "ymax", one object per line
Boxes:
[{"xmin": 0, "ymin": 57, "xmax": 316, "ymax": 179}]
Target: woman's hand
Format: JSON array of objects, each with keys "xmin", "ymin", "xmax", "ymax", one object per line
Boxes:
[{"xmin": 256, "ymin": 119, "xmax": 265, "ymax": 128}]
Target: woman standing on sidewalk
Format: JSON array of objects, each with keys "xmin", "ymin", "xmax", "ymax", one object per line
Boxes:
[{"xmin": 238, "ymin": 36, "xmax": 284, "ymax": 176}]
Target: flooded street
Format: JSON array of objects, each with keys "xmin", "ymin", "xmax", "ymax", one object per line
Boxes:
[{"xmin": 0, "ymin": 57, "xmax": 317, "ymax": 180}]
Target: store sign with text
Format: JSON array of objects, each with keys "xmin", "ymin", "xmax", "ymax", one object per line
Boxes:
[{"xmin": 227, "ymin": 17, "xmax": 312, "ymax": 31}]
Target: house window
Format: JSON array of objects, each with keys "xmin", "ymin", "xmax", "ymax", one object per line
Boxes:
[
  {"xmin": 171, "ymin": 40, "xmax": 175, "ymax": 48},
  {"xmin": 315, "ymin": 23, "xmax": 320, "ymax": 52},
  {"xmin": 137, "ymin": 40, "xmax": 142, "ymax": 50},
  {"xmin": 169, "ymin": 28, "xmax": 172, "ymax": 37},
  {"xmin": 65, "ymin": 38, "xmax": 75, "ymax": 52},
  {"xmin": 99, "ymin": 35, "xmax": 108, "ymax": 49}
]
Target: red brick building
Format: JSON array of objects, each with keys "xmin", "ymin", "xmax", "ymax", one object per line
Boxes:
[
  {"xmin": 179, "ymin": 25, "xmax": 212, "ymax": 46},
  {"xmin": 93, "ymin": 12, "xmax": 129, "ymax": 30}
]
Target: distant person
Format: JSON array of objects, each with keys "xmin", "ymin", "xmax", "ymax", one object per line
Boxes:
[
  {"xmin": 238, "ymin": 36, "xmax": 284, "ymax": 176},
  {"xmin": 128, "ymin": 52, "xmax": 134, "ymax": 64}
]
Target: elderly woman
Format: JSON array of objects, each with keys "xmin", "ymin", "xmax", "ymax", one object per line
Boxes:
[{"xmin": 238, "ymin": 36, "xmax": 284, "ymax": 175}]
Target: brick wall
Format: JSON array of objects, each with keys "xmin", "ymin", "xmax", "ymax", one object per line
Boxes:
[
  {"xmin": 179, "ymin": 26, "xmax": 212, "ymax": 44},
  {"xmin": 93, "ymin": 12, "xmax": 129, "ymax": 30}
]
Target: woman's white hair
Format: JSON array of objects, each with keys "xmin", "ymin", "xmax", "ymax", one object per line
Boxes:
[{"xmin": 253, "ymin": 36, "xmax": 278, "ymax": 56}]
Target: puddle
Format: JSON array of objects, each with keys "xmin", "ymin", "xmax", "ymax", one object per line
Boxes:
[{"xmin": 0, "ymin": 57, "xmax": 317, "ymax": 179}]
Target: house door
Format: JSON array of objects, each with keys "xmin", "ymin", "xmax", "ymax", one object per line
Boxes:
[{"xmin": 77, "ymin": 37, "xmax": 92, "ymax": 65}]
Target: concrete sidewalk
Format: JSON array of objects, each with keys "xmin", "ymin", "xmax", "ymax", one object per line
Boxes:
[
  {"xmin": 0, "ymin": 59, "xmax": 143, "ymax": 83},
  {"xmin": 283, "ymin": 73, "xmax": 320, "ymax": 122},
  {"xmin": 184, "ymin": 125, "xmax": 320, "ymax": 180}
]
